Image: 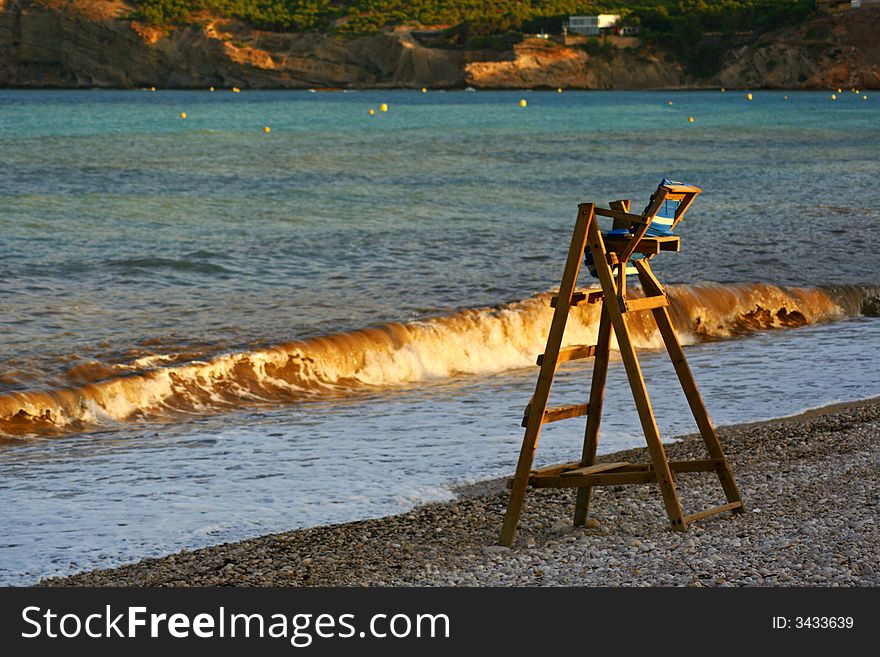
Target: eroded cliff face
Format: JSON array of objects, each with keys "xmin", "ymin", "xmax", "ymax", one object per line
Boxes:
[
  {"xmin": 464, "ymin": 40, "xmax": 687, "ymax": 89},
  {"xmin": 0, "ymin": 0, "xmax": 878, "ymax": 89},
  {"xmin": 0, "ymin": 0, "xmax": 467, "ymax": 88},
  {"xmin": 719, "ymin": 9, "xmax": 880, "ymax": 89}
]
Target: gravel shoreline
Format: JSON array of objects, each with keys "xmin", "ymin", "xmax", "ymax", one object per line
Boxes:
[{"xmin": 43, "ymin": 398, "xmax": 879, "ymax": 587}]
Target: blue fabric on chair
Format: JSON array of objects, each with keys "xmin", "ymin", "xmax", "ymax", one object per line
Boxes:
[
  {"xmin": 584, "ymin": 250, "xmax": 641, "ymax": 277},
  {"xmin": 644, "ymin": 177, "xmax": 688, "ymax": 237}
]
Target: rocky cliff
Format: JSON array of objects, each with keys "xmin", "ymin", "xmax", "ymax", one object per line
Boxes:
[
  {"xmin": 1, "ymin": 0, "xmax": 878, "ymax": 89},
  {"xmin": 463, "ymin": 39, "xmax": 686, "ymax": 90},
  {"xmin": 0, "ymin": 0, "xmax": 469, "ymax": 88},
  {"xmin": 718, "ymin": 7, "xmax": 880, "ymax": 89}
]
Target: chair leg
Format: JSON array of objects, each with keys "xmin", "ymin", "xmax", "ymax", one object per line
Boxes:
[
  {"xmin": 634, "ymin": 260, "xmax": 744, "ymax": 511},
  {"xmin": 499, "ymin": 204, "xmax": 595, "ymax": 546},
  {"xmin": 573, "ymin": 303, "xmax": 613, "ymax": 526},
  {"xmin": 586, "ymin": 222, "xmax": 687, "ymax": 531}
]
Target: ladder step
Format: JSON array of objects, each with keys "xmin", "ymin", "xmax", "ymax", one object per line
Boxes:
[
  {"xmin": 532, "ymin": 460, "xmax": 582, "ymax": 476},
  {"xmin": 527, "ymin": 470, "xmax": 657, "ymax": 488},
  {"xmin": 550, "ymin": 290, "xmax": 603, "ymax": 308},
  {"xmin": 560, "ymin": 461, "xmax": 630, "ymax": 477},
  {"xmin": 516, "ymin": 459, "xmax": 732, "ymax": 488},
  {"xmin": 521, "ymin": 403, "xmax": 589, "ymax": 428},
  {"xmin": 623, "ymin": 295, "xmax": 669, "ymax": 313},
  {"xmin": 507, "ymin": 460, "xmax": 578, "ymax": 489},
  {"xmin": 668, "ymin": 458, "xmax": 726, "ymax": 474},
  {"xmin": 536, "ymin": 344, "xmax": 596, "ymax": 366},
  {"xmin": 543, "ymin": 404, "xmax": 588, "ymax": 424},
  {"xmin": 683, "ymin": 501, "xmax": 744, "ymax": 524},
  {"xmin": 507, "ymin": 460, "xmax": 630, "ymax": 488}
]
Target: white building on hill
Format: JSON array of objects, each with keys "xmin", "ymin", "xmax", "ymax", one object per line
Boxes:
[{"xmin": 565, "ymin": 15, "xmax": 621, "ymax": 36}]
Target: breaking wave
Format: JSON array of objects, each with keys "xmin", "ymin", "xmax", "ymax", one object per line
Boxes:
[{"xmin": 0, "ymin": 283, "xmax": 875, "ymax": 436}]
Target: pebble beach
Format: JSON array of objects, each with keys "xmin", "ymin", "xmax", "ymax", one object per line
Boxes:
[{"xmin": 43, "ymin": 397, "xmax": 879, "ymax": 587}]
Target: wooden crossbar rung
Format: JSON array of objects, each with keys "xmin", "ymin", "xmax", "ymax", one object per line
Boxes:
[
  {"xmin": 623, "ymin": 295, "xmax": 669, "ymax": 313},
  {"xmin": 560, "ymin": 461, "xmax": 630, "ymax": 477},
  {"xmin": 561, "ymin": 458, "xmax": 725, "ymax": 474},
  {"xmin": 522, "ymin": 458, "xmax": 728, "ymax": 487},
  {"xmin": 550, "ymin": 290, "xmax": 603, "ymax": 308},
  {"xmin": 683, "ymin": 501, "xmax": 744, "ymax": 524},
  {"xmin": 668, "ymin": 458, "xmax": 726, "ymax": 473},
  {"xmin": 520, "ymin": 459, "xmax": 727, "ymax": 488},
  {"xmin": 507, "ymin": 459, "xmax": 631, "ymax": 489},
  {"xmin": 594, "ymin": 208, "xmax": 650, "ymax": 225},
  {"xmin": 550, "ymin": 291, "xmax": 586, "ymax": 308},
  {"xmin": 506, "ymin": 460, "xmax": 581, "ymax": 488},
  {"xmin": 537, "ymin": 344, "xmax": 596, "ymax": 366},
  {"xmin": 533, "ymin": 460, "xmax": 581, "ymax": 476},
  {"xmin": 521, "ymin": 403, "xmax": 588, "ymax": 428},
  {"xmin": 529, "ymin": 470, "xmax": 657, "ymax": 488},
  {"xmin": 543, "ymin": 404, "xmax": 588, "ymax": 424}
]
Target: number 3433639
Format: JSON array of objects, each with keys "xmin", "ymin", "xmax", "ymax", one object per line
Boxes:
[{"xmin": 773, "ymin": 617, "xmax": 854, "ymax": 629}]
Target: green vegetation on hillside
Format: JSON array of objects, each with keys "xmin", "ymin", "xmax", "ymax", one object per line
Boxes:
[
  {"xmin": 131, "ymin": 1, "xmax": 626, "ymax": 32},
  {"xmin": 131, "ymin": 0, "xmax": 815, "ymax": 75},
  {"xmin": 133, "ymin": 1, "xmax": 333, "ymax": 30}
]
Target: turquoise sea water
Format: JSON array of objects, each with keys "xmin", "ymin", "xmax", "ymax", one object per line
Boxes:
[{"xmin": 1, "ymin": 89, "xmax": 879, "ymax": 584}]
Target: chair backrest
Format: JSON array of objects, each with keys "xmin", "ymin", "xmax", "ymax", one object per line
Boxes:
[{"xmin": 643, "ymin": 178, "xmax": 701, "ymax": 236}]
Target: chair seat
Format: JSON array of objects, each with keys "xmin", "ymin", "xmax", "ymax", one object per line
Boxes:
[
  {"xmin": 585, "ymin": 235, "xmax": 681, "ymax": 279},
  {"xmin": 603, "ymin": 234, "xmax": 680, "ymax": 255}
]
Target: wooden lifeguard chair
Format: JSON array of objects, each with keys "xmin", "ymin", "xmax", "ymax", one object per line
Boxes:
[{"xmin": 499, "ymin": 182, "xmax": 744, "ymax": 546}]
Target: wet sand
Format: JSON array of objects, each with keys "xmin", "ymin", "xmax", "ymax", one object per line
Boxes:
[{"xmin": 43, "ymin": 397, "xmax": 879, "ymax": 587}]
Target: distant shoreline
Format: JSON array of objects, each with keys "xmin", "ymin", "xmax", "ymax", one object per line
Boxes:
[
  {"xmin": 42, "ymin": 395, "xmax": 880, "ymax": 587},
  {"xmin": 1, "ymin": 86, "xmax": 876, "ymax": 92},
  {"xmin": 3, "ymin": 4, "xmax": 878, "ymax": 93}
]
